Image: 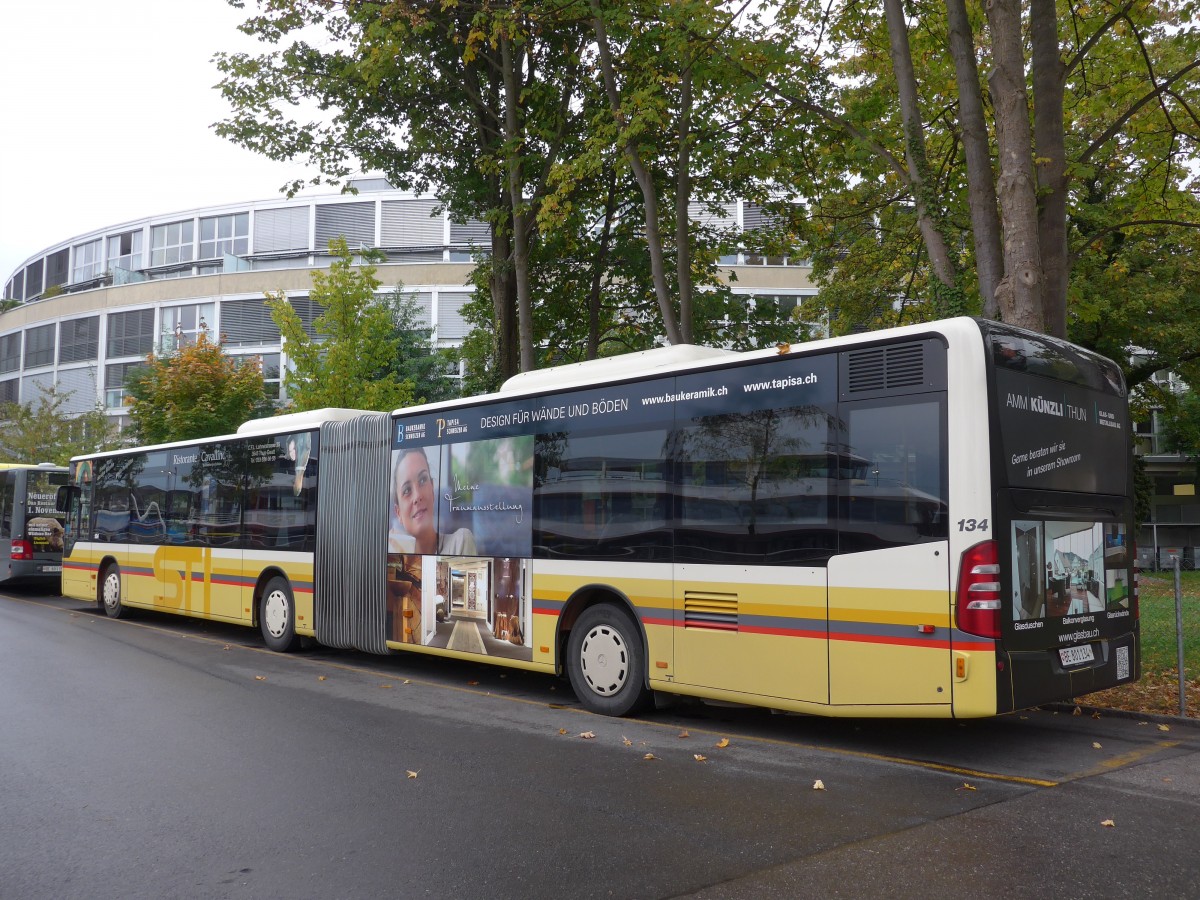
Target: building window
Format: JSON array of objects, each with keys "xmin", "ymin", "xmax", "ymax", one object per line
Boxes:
[
  {"xmin": 199, "ymin": 212, "xmax": 249, "ymax": 259},
  {"xmin": 59, "ymin": 317, "xmax": 100, "ymax": 364},
  {"xmin": 107, "ymin": 309, "xmax": 155, "ymax": 358},
  {"xmin": 160, "ymin": 302, "xmax": 215, "ymax": 352},
  {"xmin": 0, "ymin": 333, "xmax": 21, "ymax": 374},
  {"xmin": 234, "ymin": 352, "xmax": 281, "ymax": 399},
  {"xmin": 105, "ymin": 361, "xmax": 145, "ymax": 409},
  {"xmin": 46, "ymin": 250, "xmax": 70, "ymax": 291},
  {"xmin": 23, "ymin": 259, "xmax": 43, "ymax": 299},
  {"xmin": 24, "ymin": 324, "xmax": 56, "ymax": 368},
  {"xmin": 73, "ymin": 239, "xmax": 104, "ymax": 282},
  {"xmin": 0, "ymin": 378, "xmax": 17, "ymax": 405},
  {"xmin": 150, "ymin": 220, "xmax": 195, "ymax": 267},
  {"xmin": 107, "ymin": 230, "xmax": 144, "ymax": 272}
]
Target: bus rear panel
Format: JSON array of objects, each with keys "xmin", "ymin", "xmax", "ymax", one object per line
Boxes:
[{"xmin": 0, "ymin": 464, "xmax": 69, "ymax": 586}]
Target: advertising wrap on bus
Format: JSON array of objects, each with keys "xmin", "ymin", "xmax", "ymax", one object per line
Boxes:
[
  {"xmin": 992, "ymin": 337, "xmax": 1134, "ymax": 665},
  {"xmin": 26, "ymin": 488, "xmax": 66, "ymax": 555},
  {"xmin": 995, "ymin": 367, "xmax": 1129, "ymax": 496}
]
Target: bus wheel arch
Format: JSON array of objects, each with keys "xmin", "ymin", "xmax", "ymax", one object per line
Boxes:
[
  {"xmin": 560, "ymin": 586, "xmax": 652, "ymax": 716},
  {"xmin": 257, "ymin": 571, "xmax": 299, "ymax": 652},
  {"xmin": 97, "ymin": 558, "xmax": 128, "ymax": 618}
]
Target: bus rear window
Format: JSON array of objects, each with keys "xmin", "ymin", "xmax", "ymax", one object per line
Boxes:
[{"xmin": 992, "ymin": 347, "xmax": 1130, "ymax": 496}]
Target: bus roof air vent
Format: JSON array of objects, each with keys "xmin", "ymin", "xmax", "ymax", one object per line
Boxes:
[{"xmin": 841, "ymin": 340, "xmax": 942, "ymax": 400}]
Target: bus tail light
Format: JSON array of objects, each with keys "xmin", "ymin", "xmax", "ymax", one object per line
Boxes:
[
  {"xmin": 956, "ymin": 540, "xmax": 1001, "ymax": 638},
  {"xmin": 11, "ymin": 539, "xmax": 33, "ymax": 560}
]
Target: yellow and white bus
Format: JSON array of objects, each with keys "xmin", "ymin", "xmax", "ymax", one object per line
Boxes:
[
  {"xmin": 59, "ymin": 317, "xmax": 1139, "ymax": 717},
  {"xmin": 1, "ymin": 463, "xmax": 69, "ymax": 586}
]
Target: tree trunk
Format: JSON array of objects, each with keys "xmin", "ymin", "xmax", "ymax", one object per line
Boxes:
[
  {"xmin": 883, "ymin": 0, "xmax": 958, "ymax": 295},
  {"xmin": 587, "ymin": 168, "xmax": 620, "ymax": 360},
  {"xmin": 675, "ymin": 68, "xmax": 694, "ymax": 344},
  {"xmin": 1030, "ymin": 0, "xmax": 1069, "ymax": 338},
  {"xmin": 590, "ymin": 0, "xmax": 683, "ymax": 345},
  {"xmin": 984, "ymin": 0, "xmax": 1045, "ymax": 332},
  {"xmin": 501, "ymin": 34, "xmax": 536, "ymax": 371},
  {"xmin": 944, "ymin": 0, "xmax": 1003, "ymax": 319}
]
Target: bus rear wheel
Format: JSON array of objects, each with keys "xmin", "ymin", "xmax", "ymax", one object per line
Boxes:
[
  {"xmin": 260, "ymin": 576, "xmax": 299, "ymax": 652},
  {"xmin": 566, "ymin": 603, "xmax": 651, "ymax": 717},
  {"xmin": 99, "ymin": 563, "xmax": 128, "ymax": 619}
]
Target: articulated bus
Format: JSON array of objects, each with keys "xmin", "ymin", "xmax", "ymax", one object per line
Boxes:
[
  {"xmin": 59, "ymin": 317, "xmax": 1139, "ymax": 717},
  {"xmin": 1, "ymin": 463, "xmax": 69, "ymax": 586}
]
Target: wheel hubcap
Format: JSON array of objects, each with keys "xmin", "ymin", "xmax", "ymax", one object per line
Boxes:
[
  {"xmin": 103, "ymin": 575, "xmax": 119, "ymax": 611},
  {"xmin": 264, "ymin": 590, "xmax": 289, "ymax": 638},
  {"xmin": 579, "ymin": 624, "xmax": 628, "ymax": 696}
]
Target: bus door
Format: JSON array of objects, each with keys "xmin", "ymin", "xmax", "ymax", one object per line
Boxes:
[
  {"xmin": 61, "ymin": 462, "xmax": 93, "ymax": 598},
  {"xmin": 828, "ymin": 368, "xmax": 952, "ymax": 708}
]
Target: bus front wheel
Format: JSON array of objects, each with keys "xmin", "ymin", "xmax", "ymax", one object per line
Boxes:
[
  {"xmin": 99, "ymin": 564, "xmax": 128, "ymax": 619},
  {"xmin": 566, "ymin": 604, "xmax": 651, "ymax": 717},
  {"xmin": 260, "ymin": 576, "xmax": 299, "ymax": 652}
]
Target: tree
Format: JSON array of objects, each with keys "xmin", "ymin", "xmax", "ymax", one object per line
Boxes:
[
  {"xmin": 267, "ymin": 238, "xmax": 417, "ymax": 412},
  {"xmin": 385, "ymin": 285, "xmax": 460, "ymax": 405},
  {"xmin": 769, "ymin": 0, "xmax": 1200, "ymax": 343},
  {"xmin": 126, "ymin": 334, "xmax": 273, "ymax": 445},
  {"xmin": 216, "ymin": 0, "xmax": 590, "ymax": 378},
  {"xmin": 0, "ymin": 384, "xmax": 121, "ymax": 465}
]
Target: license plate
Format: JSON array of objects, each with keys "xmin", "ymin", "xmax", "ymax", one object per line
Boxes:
[
  {"xmin": 41, "ymin": 565, "xmax": 62, "ymax": 573},
  {"xmin": 1059, "ymin": 644, "xmax": 1095, "ymax": 667}
]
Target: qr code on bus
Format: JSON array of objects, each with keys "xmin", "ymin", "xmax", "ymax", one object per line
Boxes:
[{"xmin": 1116, "ymin": 646, "xmax": 1130, "ymax": 681}]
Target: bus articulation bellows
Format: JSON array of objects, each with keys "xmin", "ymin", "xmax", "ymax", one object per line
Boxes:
[{"xmin": 58, "ymin": 317, "xmax": 1139, "ymax": 717}]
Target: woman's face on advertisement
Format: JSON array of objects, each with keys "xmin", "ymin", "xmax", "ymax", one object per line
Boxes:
[{"xmin": 395, "ymin": 451, "xmax": 435, "ymax": 536}]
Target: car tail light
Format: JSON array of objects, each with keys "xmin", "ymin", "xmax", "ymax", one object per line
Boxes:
[
  {"xmin": 11, "ymin": 539, "xmax": 33, "ymax": 560},
  {"xmin": 957, "ymin": 540, "xmax": 1001, "ymax": 638}
]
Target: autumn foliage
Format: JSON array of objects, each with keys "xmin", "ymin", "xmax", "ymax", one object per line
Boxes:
[{"xmin": 126, "ymin": 333, "xmax": 272, "ymax": 445}]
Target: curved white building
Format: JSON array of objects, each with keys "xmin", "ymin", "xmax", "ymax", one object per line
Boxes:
[{"xmin": 2, "ymin": 180, "xmax": 814, "ymax": 427}]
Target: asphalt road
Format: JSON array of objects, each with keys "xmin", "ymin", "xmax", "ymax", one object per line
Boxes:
[{"xmin": 2, "ymin": 590, "xmax": 1198, "ymax": 900}]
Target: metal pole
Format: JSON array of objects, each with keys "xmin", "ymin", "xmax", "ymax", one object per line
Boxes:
[{"xmin": 1174, "ymin": 557, "xmax": 1187, "ymax": 717}]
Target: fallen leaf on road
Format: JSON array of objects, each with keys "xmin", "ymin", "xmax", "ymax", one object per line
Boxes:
[
  {"xmin": 1101, "ymin": 819, "xmax": 1115, "ymax": 827},
  {"xmin": 403, "ymin": 679, "xmax": 411, "ymax": 684},
  {"xmin": 715, "ymin": 738, "xmax": 730, "ymax": 749},
  {"xmin": 380, "ymin": 684, "xmax": 393, "ymax": 689},
  {"xmin": 559, "ymin": 728, "xmax": 568, "ymax": 735},
  {"xmin": 407, "ymin": 770, "xmax": 419, "ymax": 779},
  {"xmin": 318, "ymin": 676, "xmax": 327, "ymax": 681},
  {"xmin": 254, "ymin": 675, "xmax": 266, "ymax": 681},
  {"xmin": 643, "ymin": 753, "xmax": 658, "ymax": 761},
  {"xmin": 1092, "ymin": 742, "xmax": 1102, "ymax": 749},
  {"xmin": 1158, "ymin": 724, "xmax": 1171, "ymax": 732},
  {"xmin": 694, "ymin": 754, "xmax": 707, "ymax": 762},
  {"xmin": 957, "ymin": 783, "xmax": 977, "ymax": 791},
  {"xmin": 813, "ymin": 779, "xmax": 825, "ymax": 790},
  {"xmin": 677, "ymin": 730, "xmax": 690, "ymax": 739},
  {"xmin": 579, "ymin": 731, "xmax": 596, "ymax": 739},
  {"xmin": 1072, "ymin": 706, "xmax": 1082, "ymax": 716},
  {"xmin": 622, "ymin": 736, "xmax": 632, "ymax": 746}
]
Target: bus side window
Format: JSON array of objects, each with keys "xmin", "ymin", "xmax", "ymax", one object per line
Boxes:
[{"xmin": 840, "ymin": 398, "xmax": 948, "ymax": 551}]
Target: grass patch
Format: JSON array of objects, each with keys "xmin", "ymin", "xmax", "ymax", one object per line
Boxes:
[{"xmin": 1083, "ymin": 570, "xmax": 1200, "ymax": 718}]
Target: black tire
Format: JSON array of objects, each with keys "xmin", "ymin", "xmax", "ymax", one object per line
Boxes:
[
  {"xmin": 566, "ymin": 603, "xmax": 652, "ymax": 717},
  {"xmin": 99, "ymin": 563, "xmax": 129, "ymax": 619},
  {"xmin": 259, "ymin": 576, "xmax": 299, "ymax": 652}
]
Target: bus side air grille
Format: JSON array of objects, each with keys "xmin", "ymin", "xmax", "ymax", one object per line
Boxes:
[
  {"xmin": 846, "ymin": 343, "xmax": 926, "ymax": 393},
  {"xmin": 683, "ymin": 592, "xmax": 739, "ymax": 631}
]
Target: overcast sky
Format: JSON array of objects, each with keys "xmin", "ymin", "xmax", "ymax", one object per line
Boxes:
[{"xmin": 0, "ymin": 0, "xmax": 325, "ymax": 283}]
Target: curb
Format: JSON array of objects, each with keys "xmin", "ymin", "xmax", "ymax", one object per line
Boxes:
[{"xmin": 1045, "ymin": 701, "xmax": 1200, "ymax": 730}]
